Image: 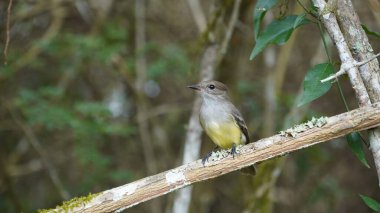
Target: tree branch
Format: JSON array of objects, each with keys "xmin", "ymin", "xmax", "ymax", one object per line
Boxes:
[
  {"xmin": 320, "ymin": 52, "xmax": 380, "ymax": 83},
  {"xmin": 45, "ymin": 103, "xmax": 380, "ymax": 213},
  {"xmin": 334, "ymin": 0, "xmax": 380, "ymax": 187},
  {"xmin": 186, "ymin": 0, "xmax": 207, "ymax": 34},
  {"xmin": 3, "ymin": 0, "xmax": 13, "ymax": 65},
  {"xmin": 312, "ymin": 0, "xmax": 371, "ymax": 107}
]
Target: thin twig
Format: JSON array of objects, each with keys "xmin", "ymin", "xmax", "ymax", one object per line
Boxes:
[
  {"xmin": 218, "ymin": 0, "xmax": 242, "ymax": 60},
  {"xmin": 320, "ymin": 52, "xmax": 380, "ymax": 83},
  {"xmin": 7, "ymin": 0, "xmax": 65, "ymax": 73},
  {"xmin": 3, "ymin": 0, "xmax": 13, "ymax": 65},
  {"xmin": 355, "ymin": 52, "xmax": 380, "ymax": 67}
]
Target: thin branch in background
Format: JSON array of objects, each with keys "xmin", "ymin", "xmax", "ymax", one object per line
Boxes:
[
  {"xmin": 134, "ymin": 0, "xmax": 157, "ymax": 176},
  {"xmin": 134, "ymin": 0, "xmax": 160, "ymax": 212},
  {"xmin": 262, "ymin": 11, "xmax": 276, "ymax": 138},
  {"xmin": 217, "ymin": 0, "xmax": 242, "ymax": 61},
  {"xmin": 3, "ymin": 0, "xmax": 13, "ymax": 65},
  {"xmin": 186, "ymin": 0, "xmax": 207, "ymax": 33},
  {"xmin": 367, "ymin": 0, "xmax": 380, "ymax": 25},
  {"xmin": 6, "ymin": 104, "xmax": 70, "ymax": 200},
  {"xmin": 2, "ymin": 0, "xmax": 65, "ymax": 77}
]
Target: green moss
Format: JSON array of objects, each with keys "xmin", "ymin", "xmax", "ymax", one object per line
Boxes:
[
  {"xmin": 38, "ymin": 192, "xmax": 100, "ymax": 213},
  {"xmin": 280, "ymin": 116, "xmax": 328, "ymax": 137}
]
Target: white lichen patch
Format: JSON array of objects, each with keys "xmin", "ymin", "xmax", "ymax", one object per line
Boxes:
[
  {"xmin": 210, "ymin": 150, "xmax": 229, "ymax": 161},
  {"xmin": 103, "ymin": 183, "xmax": 138, "ymax": 202},
  {"xmin": 204, "ymin": 145, "xmax": 244, "ymax": 163},
  {"xmin": 280, "ymin": 116, "xmax": 328, "ymax": 137},
  {"xmin": 166, "ymin": 169, "xmax": 186, "ymax": 185}
]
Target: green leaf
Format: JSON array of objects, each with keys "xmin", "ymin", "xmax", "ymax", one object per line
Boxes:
[
  {"xmin": 250, "ymin": 14, "xmax": 309, "ymax": 60},
  {"xmin": 253, "ymin": 0, "xmax": 278, "ymax": 39},
  {"xmin": 362, "ymin": 24, "xmax": 380, "ymax": 38},
  {"xmin": 346, "ymin": 132, "xmax": 370, "ymax": 168},
  {"xmin": 360, "ymin": 194, "xmax": 380, "ymax": 212},
  {"xmin": 297, "ymin": 63, "xmax": 334, "ymax": 106}
]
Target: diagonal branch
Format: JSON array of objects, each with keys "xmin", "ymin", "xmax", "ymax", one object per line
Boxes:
[
  {"xmin": 312, "ymin": 0, "xmax": 371, "ymax": 107},
  {"xmin": 44, "ymin": 102, "xmax": 380, "ymax": 213}
]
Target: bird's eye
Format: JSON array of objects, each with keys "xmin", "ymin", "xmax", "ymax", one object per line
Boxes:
[{"xmin": 208, "ymin": 84, "xmax": 215, "ymax": 90}]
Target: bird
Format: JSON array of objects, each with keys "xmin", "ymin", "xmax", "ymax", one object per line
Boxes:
[{"xmin": 188, "ymin": 80, "xmax": 256, "ymax": 175}]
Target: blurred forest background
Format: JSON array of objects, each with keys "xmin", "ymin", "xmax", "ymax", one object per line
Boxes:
[{"xmin": 1, "ymin": 0, "xmax": 380, "ymax": 212}]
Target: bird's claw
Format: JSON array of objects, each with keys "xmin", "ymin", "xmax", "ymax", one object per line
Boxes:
[
  {"xmin": 202, "ymin": 151, "xmax": 213, "ymax": 166},
  {"xmin": 230, "ymin": 144, "xmax": 237, "ymax": 159}
]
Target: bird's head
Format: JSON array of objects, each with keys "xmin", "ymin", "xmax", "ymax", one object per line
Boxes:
[{"xmin": 188, "ymin": 80, "xmax": 229, "ymax": 100}]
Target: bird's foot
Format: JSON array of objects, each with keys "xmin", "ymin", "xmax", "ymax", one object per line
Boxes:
[
  {"xmin": 202, "ymin": 151, "xmax": 213, "ymax": 166},
  {"xmin": 230, "ymin": 144, "xmax": 237, "ymax": 159}
]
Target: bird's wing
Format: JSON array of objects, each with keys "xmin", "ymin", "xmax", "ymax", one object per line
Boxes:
[{"xmin": 231, "ymin": 105, "xmax": 250, "ymax": 144}]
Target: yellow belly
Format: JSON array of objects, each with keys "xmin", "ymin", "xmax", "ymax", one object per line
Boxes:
[{"xmin": 204, "ymin": 121, "xmax": 242, "ymax": 149}]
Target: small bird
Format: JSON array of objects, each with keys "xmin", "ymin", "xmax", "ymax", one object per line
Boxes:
[{"xmin": 188, "ymin": 80, "xmax": 256, "ymax": 175}]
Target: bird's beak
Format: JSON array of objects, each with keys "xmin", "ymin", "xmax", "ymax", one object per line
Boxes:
[{"xmin": 187, "ymin": 84, "xmax": 201, "ymax": 91}]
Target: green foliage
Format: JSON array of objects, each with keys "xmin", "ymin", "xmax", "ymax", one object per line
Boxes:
[
  {"xmin": 297, "ymin": 63, "xmax": 334, "ymax": 106},
  {"xmin": 39, "ymin": 22, "xmax": 128, "ymax": 67},
  {"xmin": 360, "ymin": 194, "xmax": 380, "ymax": 212},
  {"xmin": 14, "ymin": 86, "xmax": 135, "ymax": 193},
  {"xmin": 295, "ymin": 146, "xmax": 330, "ymax": 181},
  {"xmin": 346, "ymin": 132, "xmax": 370, "ymax": 168},
  {"xmin": 250, "ymin": 14, "xmax": 310, "ymax": 60},
  {"xmin": 253, "ymin": 0, "xmax": 278, "ymax": 39},
  {"xmin": 307, "ymin": 176, "xmax": 344, "ymax": 211},
  {"xmin": 147, "ymin": 45, "xmax": 191, "ymax": 79},
  {"xmin": 362, "ymin": 24, "xmax": 380, "ymax": 38},
  {"xmin": 109, "ymin": 170, "xmax": 134, "ymax": 182}
]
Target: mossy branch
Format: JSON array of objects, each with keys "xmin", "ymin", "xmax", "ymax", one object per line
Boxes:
[{"xmin": 41, "ymin": 103, "xmax": 380, "ymax": 213}]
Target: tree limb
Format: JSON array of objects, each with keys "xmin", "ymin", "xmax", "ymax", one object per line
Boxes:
[
  {"xmin": 320, "ymin": 52, "xmax": 380, "ymax": 83},
  {"xmin": 3, "ymin": 0, "xmax": 13, "ymax": 64},
  {"xmin": 313, "ymin": 0, "xmax": 380, "ymax": 187},
  {"xmin": 334, "ymin": 0, "xmax": 380, "ymax": 187},
  {"xmin": 312, "ymin": 0, "xmax": 371, "ymax": 107},
  {"xmin": 46, "ymin": 103, "xmax": 380, "ymax": 213}
]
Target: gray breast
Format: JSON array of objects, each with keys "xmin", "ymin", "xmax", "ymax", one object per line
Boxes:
[{"xmin": 199, "ymin": 97, "xmax": 232, "ymax": 126}]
